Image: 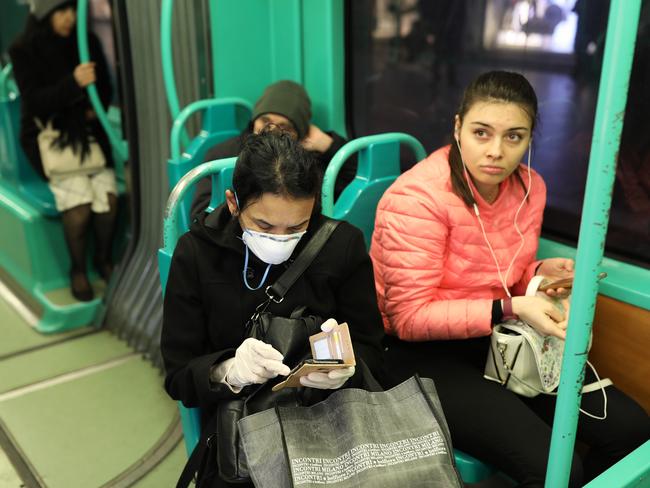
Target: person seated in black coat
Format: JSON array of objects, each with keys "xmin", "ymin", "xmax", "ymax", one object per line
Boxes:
[
  {"xmin": 9, "ymin": 0, "xmax": 117, "ymax": 301},
  {"xmin": 189, "ymin": 80, "xmax": 357, "ymax": 219},
  {"xmin": 161, "ymin": 132, "xmax": 384, "ymax": 488}
]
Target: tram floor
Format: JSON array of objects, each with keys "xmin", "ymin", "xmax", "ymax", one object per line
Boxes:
[
  {"xmin": 0, "ymin": 293, "xmax": 186, "ymax": 488},
  {"xmin": 0, "ymin": 292, "xmax": 518, "ymax": 487}
]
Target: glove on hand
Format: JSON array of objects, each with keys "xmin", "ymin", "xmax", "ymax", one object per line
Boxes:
[
  {"xmin": 299, "ymin": 318, "xmax": 355, "ymax": 389},
  {"xmin": 299, "ymin": 366, "xmax": 356, "ymax": 389},
  {"xmin": 226, "ymin": 338, "xmax": 290, "ymax": 388}
]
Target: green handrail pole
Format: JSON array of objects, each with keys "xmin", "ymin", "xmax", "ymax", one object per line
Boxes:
[
  {"xmin": 544, "ymin": 1, "xmax": 642, "ymax": 487},
  {"xmin": 76, "ymin": 0, "xmax": 128, "ymax": 161},
  {"xmin": 161, "ymin": 0, "xmax": 190, "ymax": 148}
]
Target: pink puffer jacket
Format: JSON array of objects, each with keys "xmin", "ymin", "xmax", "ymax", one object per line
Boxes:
[{"xmin": 370, "ymin": 146, "xmax": 546, "ymax": 341}]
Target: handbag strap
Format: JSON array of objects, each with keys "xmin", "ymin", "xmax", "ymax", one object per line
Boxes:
[
  {"xmin": 265, "ymin": 219, "xmax": 341, "ymax": 302},
  {"xmin": 175, "ymin": 428, "xmax": 213, "ymax": 488}
]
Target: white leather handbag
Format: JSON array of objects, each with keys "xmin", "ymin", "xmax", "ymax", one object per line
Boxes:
[
  {"xmin": 35, "ymin": 118, "xmax": 106, "ymax": 179},
  {"xmin": 484, "ymin": 276, "xmax": 612, "ymax": 419}
]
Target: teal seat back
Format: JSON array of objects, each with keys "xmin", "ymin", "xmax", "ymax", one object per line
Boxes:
[
  {"xmin": 0, "ymin": 95, "xmax": 22, "ymax": 185},
  {"xmin": 0, "ymin": 93, "xmax": 58, "ymax": 216},
  {"xmin": 158, "ymin": 157, "xmax": 237, "ymax": 455},
  {"xmin": 333, "ymin": 141, "xmax": 401, "ymax": 248},
  {"xmin": 321, "ymin": 133, "xmax": 427, "ymax": 249},
  {"xmin": 207, "ymin": 165, "xmax": 234, "ymax": 213},
  {"xmin": 167, "ymin": 99, "xmax": 251, "ymax": 233}
]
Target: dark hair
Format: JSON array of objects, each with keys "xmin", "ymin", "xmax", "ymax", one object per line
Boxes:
[
  {"xmin": 449, "ymin": 71, "xmax": 538, "ymax": 207},
  {"xmin": 233, "ymin": 131, "xmax": 322, "ymax": 212},
  {"xmin": 21, "ymin": 15, "xmax": 52, "ymax": 43}
]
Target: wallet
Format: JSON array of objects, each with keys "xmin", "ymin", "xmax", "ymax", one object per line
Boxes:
[{"xmin": 272, "ymin": 322, "xmax": 355, "ymax": 391}]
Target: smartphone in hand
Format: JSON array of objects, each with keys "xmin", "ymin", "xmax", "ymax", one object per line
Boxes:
[{"xmin": 537, "ymin": 272, "xmax": 607, "ymax": 292}]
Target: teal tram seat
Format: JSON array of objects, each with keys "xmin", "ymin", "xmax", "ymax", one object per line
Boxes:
[
  {"xmin": 320, "ymin": 132, "xmax": 425, "ymax": 248},
  {"xmin": 158, "ymin": 136, "xmax": 496, "ymax": 483},
  {"xmin": 158, "ymin": 157, "xmax": 237, "ymax": 455},
  {"xmin": 166, "ymin": 98, "xmax": 252, "ymax": 234},
  {"xmin": 0, "ymin": 91, "xmax": 57, "ymax": 216},
  {"xmin": 0, "ymin": 67, "xmax": 125, "ymax": 333}
]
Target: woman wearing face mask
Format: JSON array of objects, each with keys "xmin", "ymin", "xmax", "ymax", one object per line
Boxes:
[
  {"xmin": 370, "ymin": 71, "xmax": 649, "ymax": 487},
  {"xmin": 9, "ymin": 0, "xmax": 117, "ymax": 301},
  {"xmin": 161, "ymin": 131, "xmax": 384, "ymax": 488}
]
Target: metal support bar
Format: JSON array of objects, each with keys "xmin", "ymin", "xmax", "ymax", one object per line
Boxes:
[
  {"xmin": 76, "ymin": 0, "xmax": 128, "ymax": 161},
  {"xmin": 544, "ymin": 1, "xmax": 642, "ymax": 486}
]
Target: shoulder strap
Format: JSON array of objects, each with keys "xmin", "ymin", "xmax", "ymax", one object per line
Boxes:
[
  {"xmin": 265, "ymin": 219, "xmax": 341, "ymax": 302},
  {"xmin": 175, "ymin": 430, "xmax": 211, "ymax": 488}
]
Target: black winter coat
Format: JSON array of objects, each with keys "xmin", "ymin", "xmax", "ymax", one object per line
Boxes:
[
  {"xmin": 9, "ymin": 29, "xmax": 113, "ymax": 180},
  {"xmin": 161, "ymin": 206, "xmax": 384, "ymax": 415},
  {"xmin": 189, "ymin": 129, "xmax": 357, "ymax": 218}
]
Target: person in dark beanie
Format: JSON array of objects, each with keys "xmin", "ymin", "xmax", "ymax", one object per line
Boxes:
[
  {"xmin": 9, "ymin": 0, "xmax": 117, "ymax": 301},
  {"xmin": 190, "ymin": 80, "xmax": 357, "ymax": 219}
]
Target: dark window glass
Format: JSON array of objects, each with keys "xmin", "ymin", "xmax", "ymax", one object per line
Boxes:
[{"xmin": 347, "ymin": 0, "xmax": 649, "ymax": 266}]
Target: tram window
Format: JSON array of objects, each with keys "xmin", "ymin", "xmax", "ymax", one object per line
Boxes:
[{"xmin": 347, "ymin": 0, "xmax": 650, "ymax": 266}]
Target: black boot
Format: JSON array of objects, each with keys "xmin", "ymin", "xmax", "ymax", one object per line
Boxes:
[{"xmin": 70, "ymin": 269, "xmax": 94, "ymax": 301}]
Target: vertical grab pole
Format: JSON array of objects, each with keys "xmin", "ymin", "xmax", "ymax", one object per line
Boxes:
[
  {"xmin": 76, "ymin": 0, "xmax": 128, "ymax": 161},
  {"xmin": 161, "ymin": 0, "xmax": 190, "ymax": 148},
  {"xmin": 544, "ymin": 1, "xmax": 642, "ymax": 486}
]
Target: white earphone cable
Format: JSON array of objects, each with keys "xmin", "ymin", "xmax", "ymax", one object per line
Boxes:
[{"xmin": 455, "ymin": 139, "xmax": 532, "ymax": 298}]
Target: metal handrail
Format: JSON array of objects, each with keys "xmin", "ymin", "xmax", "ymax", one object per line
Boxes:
[
  {"xmin": 161, "ymin": 0, "xmax": 190, "ymax": 148},
  {"xmin": 544, "ymin": 0, "xmax": 642, "ymax": 486},
  {"xmin": 163, "ymin": 158, "xmax": 237, "ymax": 252},
  {"xmin": 76, "ymin": 0, "xmax": 128, "ymax": 161}
]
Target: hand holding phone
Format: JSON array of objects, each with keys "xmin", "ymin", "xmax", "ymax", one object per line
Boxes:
[
  {"xmin": 537, "ymin": 272, "xmax": 607, "ymax": 292},
  {"xmin": 538, "ymin": 277, "xmax": 573, "ymax": 292},
  {"xmin": 272, "ymin": 322, "xmax": 355, "ymax": 391}
]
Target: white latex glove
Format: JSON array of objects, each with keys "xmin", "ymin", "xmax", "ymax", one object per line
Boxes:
[
  {"xmin": 320, "ymin": 318, "xmax": 338, "ymax": 333},
  {"xmin": 299, "ymin": 318, "xmax": 355, "ymax": 389},
  {"xmin": 512, "ymin": 296, "xmax": 567, "ymax": 339},
  {"xmin": 299, "ymin": 367, "xmax": 356, "ymax": 389},
  {"xmin": 225, "ymin": 338, "xmax": 291, "ymax": 388}
]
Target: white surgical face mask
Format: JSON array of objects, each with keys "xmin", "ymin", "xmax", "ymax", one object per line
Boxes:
[
  {"xmin": 242, "ymin": 228, "xmax": 306, "ymax": 265},
  {"xmin": 240, "ymin": 228, "xmax": 306, "ymax": 290}
]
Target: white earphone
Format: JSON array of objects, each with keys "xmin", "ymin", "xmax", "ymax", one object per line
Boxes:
[{"xmin": 454, "ymin": 134, "xmax": 533, "ymax": 298}]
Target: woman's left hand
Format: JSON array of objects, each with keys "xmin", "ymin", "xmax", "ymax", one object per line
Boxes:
[
  {"xmin": 300, "ymin": 367, "xmax": 356, "ymax": 389},
  {"xmin": 537, "ymin": 257, "xmax": 574, "ymax": 297},
  {"xmin": 299, "ymin": 318, "xmax": 355, "ymax": 389}
]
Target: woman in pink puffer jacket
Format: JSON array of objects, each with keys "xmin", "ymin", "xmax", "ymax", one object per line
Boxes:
[{"xmin": 370, "ymin": 71, "xmax": 649, "ymax": 487}]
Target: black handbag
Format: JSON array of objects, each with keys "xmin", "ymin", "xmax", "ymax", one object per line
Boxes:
[{"xmin": 177, "ymin": 219, "xmax": 341, "ymax": 488}]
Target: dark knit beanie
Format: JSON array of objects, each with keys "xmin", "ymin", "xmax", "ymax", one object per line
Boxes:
[
  {"xmin": 31, "ymin": 0, "xmax": 74, "ymax": 20},
  {"xmin": 252, "ymin": 80, "xmax": 312, "ymax": 139}
]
